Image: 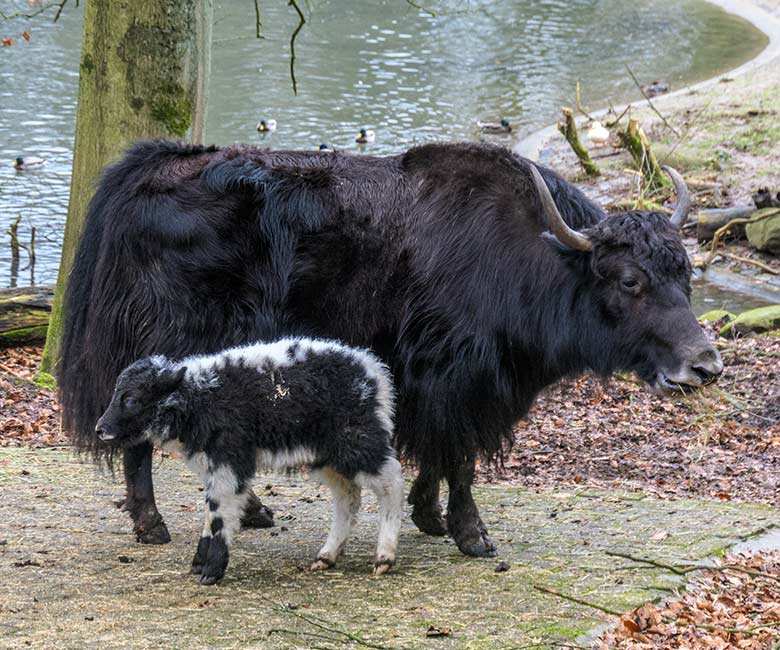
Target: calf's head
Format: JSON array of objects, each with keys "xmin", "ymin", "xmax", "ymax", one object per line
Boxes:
[
  {"xmin": 531, "ymin": 165, "xmax": 723, "ymax": 394},
  {"xmin": 96, "ymin": 358, "xmax": 186, "ymax": 447}
]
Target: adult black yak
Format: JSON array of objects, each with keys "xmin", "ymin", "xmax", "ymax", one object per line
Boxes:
[{"xmin": 59, "ymin": 141, "xmax": 722, "ymax": 557}]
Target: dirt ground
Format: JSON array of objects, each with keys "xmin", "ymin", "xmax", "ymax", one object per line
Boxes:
[{"xmin": 1, "ymin": 445, "xmax": 777, "ymax": 650}]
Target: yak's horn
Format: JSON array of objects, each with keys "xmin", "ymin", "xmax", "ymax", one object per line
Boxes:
[
  {"xmin": 529, "ymin": 164, "xmax": 592, "ymax": 252},
  {"xmin": 662, "ymin": 166, "xmax": 691, "ymax": 230}
]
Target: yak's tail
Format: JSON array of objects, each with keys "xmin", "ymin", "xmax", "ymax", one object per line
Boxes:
[{"xmin": 57, "ymin": 141, "xmax": 218, "ymax": 464}]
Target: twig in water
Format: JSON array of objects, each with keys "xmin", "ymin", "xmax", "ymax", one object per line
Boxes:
[
  {"xmin": 406, "ymin": 0, "xmax": 437, "ymax": 16},
  {"xmin": 625, "ymin": 64, "xmax": 680, "ymax": 137},
  {"xmin": 574, "ymin": 81, "xmax": 593, "ymax": 120},
  {"xmin": 288, "ymin": 0, "xmax": 306, "ymax": 95},
  {"xmin": 253, "ymin": 0, "xmax": 264, "ymax": 38},
  {"xmin": 532, "ymin": 585, "xmax": 622, "ymax": 617}
]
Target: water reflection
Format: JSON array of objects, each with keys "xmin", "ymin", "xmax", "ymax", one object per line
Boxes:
[{"xmin": 0, "ymin": 0, "xmax": 768, "ymax": 290}]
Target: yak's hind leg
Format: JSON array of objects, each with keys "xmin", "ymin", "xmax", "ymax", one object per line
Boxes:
[
  {"xmin": 408, "ymin": 463, "xmax": 447, "ymax": 536},
  {"xmin": 445, "ymin": 457, "xmax": 496, "ymax": 558},
  {"xmin": 311, "ymin": 468, "xmax": 362, "ymax": 571},
  {"xmin": 359, "ymin": 457, "xmax": 405, "ymax": 575},
  {"xmin": 241, "ymin": 490, "xmax": 275, "ymax": 529},
  {"xmin": 199, "ymin": 465, "xmax": 250, "ymax": 585},
  {"xmin": 122, "ymin": 442, "xmax": 171, "ymax": 544}
]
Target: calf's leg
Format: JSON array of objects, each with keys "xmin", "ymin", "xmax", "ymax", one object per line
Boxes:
[
  {"xmin": 311, "ymin": 468, "xmax": 362, "ymax": 571},
  {"xmin": 122, "ymin": 442, "xmax": 171, "ymax": 544},
  {"xmin": 445, "ymin": 457, "xmax": 496, "ymax": 558},
  {"xmin": 199, "ymin": 466, "xmax": 251, "ymax": 585},
  {"xmin": 360, "ymin": 457, "xmax": 405, "ymax": 575},
  {"xmin": 408, "ymin": 463, "xmax": 447, "ymax": 536}
]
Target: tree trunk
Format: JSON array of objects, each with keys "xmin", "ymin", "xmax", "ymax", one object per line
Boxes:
[{"xmin": 39, "ymin": 0, "xmax": 213, "ymax": 380}]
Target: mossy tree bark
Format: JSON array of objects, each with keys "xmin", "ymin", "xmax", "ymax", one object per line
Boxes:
[
  {"xmin": 616, "ymin": 117, "xmax": 669, "ymax": 193},
  {"xmin": 39, "ymin": 0, "xmax": 212, "ymax": 380},
  {"xmin": 557, "ymin": 108, "xmax": 600, "ymax": 177}
]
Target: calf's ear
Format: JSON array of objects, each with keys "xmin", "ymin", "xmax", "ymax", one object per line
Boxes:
[{"xmin": 158, "ymin": 366, "xmax": 187, "ymax": 395}]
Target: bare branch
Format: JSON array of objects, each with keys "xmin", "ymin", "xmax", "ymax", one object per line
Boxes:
[
  {"xmin": 406, "ymin": 0, "xmax": 436, "ymax": 16},
  {"xmin": 625, "ymin": 64, "xmax": 680, "ymax": 137},
  {"xmin": 0, "ymin": 0, "xmax": 67, "ymax": 21},
  {"xmin": 287, "ymin": 0, "xmax": 305, "ymax": 95}
]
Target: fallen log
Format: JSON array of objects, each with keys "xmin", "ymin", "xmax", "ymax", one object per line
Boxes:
[
  {"xmin": 696, "ymin": 207, "xmax": 754, "ymax": 242},
  {"xmin": 0, "ymin": 285, "xmax": 53, "ymax": 348}
]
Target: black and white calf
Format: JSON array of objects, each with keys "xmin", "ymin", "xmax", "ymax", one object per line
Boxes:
[{"xmin": 95, "ymin": 338, "xmax": 404, "ymax": 585}]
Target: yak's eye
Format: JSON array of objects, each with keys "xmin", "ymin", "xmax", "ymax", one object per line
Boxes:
[
  {"xmin": 620, "ymin": 276, "xmax": 641, "ymax": 294},
  {"xmin": 123, "ymin": 395, "xmax": 138, "ymax": 409}
]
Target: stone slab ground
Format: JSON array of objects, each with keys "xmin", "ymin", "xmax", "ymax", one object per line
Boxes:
[{"xmin": 1, "ymin": 447, "xmax": 777, "ymax": 650}]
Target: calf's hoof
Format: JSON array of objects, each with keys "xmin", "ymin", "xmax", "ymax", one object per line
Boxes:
[
  {"xmin": 191, "ymin": 537, "xmax": 211, "ymax": 575},
  {"xmin": 310, "ymin": 556, "xmax": 335, "ymax": 572},
  {"xmin": 199, "ymin": 573, "xmax": 223, "ymax": 586},
  {"xmin": 410, "ymin": 505, "xmax": 447, "ymax": 537},
  {"xmin": 373, "ymin": 558, "xmax": 394, "ymax": 576},
  {"xmin": 134, "ymin": 517, "xmax": 172, "ymax": 545}
]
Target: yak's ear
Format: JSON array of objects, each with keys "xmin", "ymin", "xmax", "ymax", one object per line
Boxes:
[{"xmin": 158, "ymin": 366, "xmax": 187, "ymax": 395}]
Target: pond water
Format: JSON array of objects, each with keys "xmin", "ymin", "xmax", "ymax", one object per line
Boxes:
[{"xmin": 0, "ymin": 0, "xmax": 769, "ymax": 303}]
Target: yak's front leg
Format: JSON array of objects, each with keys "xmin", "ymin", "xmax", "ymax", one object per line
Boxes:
[
  {"xmin": 122, "ymin": 442, "xmax": 171, "ymax": 544},
  {"xmin": 445, "ymin": 457, "xmax": 496, "ymax": 557},
  {"xmin": 199, "ymin": 466, "xmax": 250, "ymax": 585}
]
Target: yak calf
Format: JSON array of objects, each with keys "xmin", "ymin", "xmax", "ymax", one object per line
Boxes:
[{"xmin": 96, "ymin": 338, "xmax": 404, "ymax": 585}]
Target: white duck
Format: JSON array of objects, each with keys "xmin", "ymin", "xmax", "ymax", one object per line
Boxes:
[{"xmin": 587, "ymin": 121, "xmax": 610, "ymax": 148}]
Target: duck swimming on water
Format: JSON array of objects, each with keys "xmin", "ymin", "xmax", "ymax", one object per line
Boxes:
[
  {"xmin": 356, "ymin": 128, "xmax": 375, "ymax": 143},
  {"xmin": 478, "ymin": 118, "xmax": 512, "ymax": 134},
  {"xmin": 13, "ymin": 156, "xmax": 46, "ymax": 170},
  {"xmin": 256, "ymin": 119, "xmax": 277, "ymax": 132}
]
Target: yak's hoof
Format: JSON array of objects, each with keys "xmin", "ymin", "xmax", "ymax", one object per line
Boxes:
[
  {"xmin": 452, "ymin": 527, "xmax": 497, "ymax": 558},
  {"xmin": 134, "ymin": 517, "xmax": 172, "ymax": 545},
  {"xmin": 199, "ymin": 573, "xmax": 223, "ymax": 586},
  {"xmin": 411, "ymin": 506, "xmax": 447, "ymax": 537},
  {"xmin": 240, "ymin": 500, "xmax": 275, "ymax": 529}
]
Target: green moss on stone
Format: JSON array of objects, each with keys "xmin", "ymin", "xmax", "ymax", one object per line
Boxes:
[{"xmin": 720, "ymin": 305, "xmax": 780, "ymax": 336}]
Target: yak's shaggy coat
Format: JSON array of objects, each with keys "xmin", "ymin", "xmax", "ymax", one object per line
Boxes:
[
  {"xmin": 61, "ymin": 140, "xmax": 720, "ymax": 558},
  {"xmin": 96, "ymin": 338, "xmax": 404, "ymax": 584}
]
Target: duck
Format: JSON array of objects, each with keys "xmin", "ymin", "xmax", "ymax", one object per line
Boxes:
[
  {"xmin": 478, "ymin": 118, "xmax": 512, "ymax": 134},
  {"xmin": 355, "ymin": 128, "xmax": 375, "ymax": 144},
  {"xmin": 318, "ymin": 143, "xmax": 335, "ymax": 152},
  {"xmin": 13, "ymin": 156, "xmax": 46, "ymax": 170},
  {"xmin": 586, "ymin": 121, "xmax": 610, "ymax": 148},
  {"xmin": 256, "ymin": 119, "xmax": 277, "ymax": 132}
]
